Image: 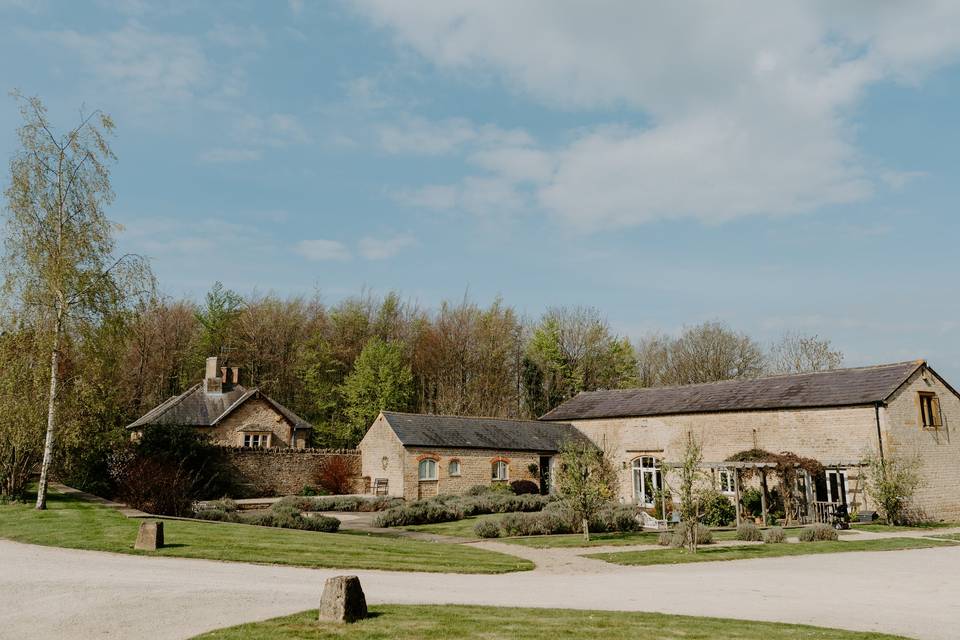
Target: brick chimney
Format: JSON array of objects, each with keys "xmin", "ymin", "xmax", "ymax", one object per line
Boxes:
[{"xmin": 203, "ymin": 357, "xmax": 241, "ymax": 394}]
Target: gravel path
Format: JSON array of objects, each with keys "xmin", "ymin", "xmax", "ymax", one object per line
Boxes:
[{"xmin": 3, "ymin": 538, "xmax": 960, "ymax": 640}]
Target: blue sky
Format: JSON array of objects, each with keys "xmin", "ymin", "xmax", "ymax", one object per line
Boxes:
[{"xmin": 1, "ymin": 1, "xmax": 959, "ymax": 380}]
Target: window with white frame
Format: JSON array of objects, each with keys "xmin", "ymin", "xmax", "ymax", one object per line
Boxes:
[
  {"xmin": 418, "ymin": 459, "xmax": 438, "ymax": 481},
  {"xmin": 242, "ymin": 433, "xmax": 268, "ymax": 448},
  {"xmin": 717, "ymin": 468, "xmax": 735, "ymax": 494},
  {"xmin": 448, "ymin": 459, "xmax": 461, "ymax": 477},
  {"xmin": 632, "ymin": 456, "xmax": 661, "ymax": 507},
  {"xmin": 492, "ymin": 460, "xmax": 508, "ymax": 481}
]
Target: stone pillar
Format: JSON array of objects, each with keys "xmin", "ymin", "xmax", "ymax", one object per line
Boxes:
[
  {"xmin": 319, "ymin": 575, "xmax": 368, "ymax": 623},
  {"xmin": 134, "ymin": 521, "xmax": 164, "ymax": 551}
]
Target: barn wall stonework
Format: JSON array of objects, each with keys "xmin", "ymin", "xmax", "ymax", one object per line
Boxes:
[{"xmin": 223, "ymin": 448, "xmax": 361, "ymax": 497}]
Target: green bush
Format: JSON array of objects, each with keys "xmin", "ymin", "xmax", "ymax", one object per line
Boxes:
[
  {"xmin": 474, "ymin": 520, "xmax": 502, "ymax": 538},
  {"xmin": 741, "ymin": 487, "xmax": 763, "ymax": 518},
  {"xmin": 373, "ymin": 501, "xmax": 464, "ymax": 527},
  {"xmin": 701, "ymin": 489, "xmax": 736, "ymax": 527},
  {"xmin": 496, "ymin": 511, "xmax": 576, "ymax": 536},
  {"xmin": 274, "ymin": 495, "xmax": 402, "ymax": 513},
  {"xmin": 736, "ymin": 522, "xmax": 763, "ymax": 541},
  {"xmin": 764, "ymin": 526, "xmax": 786, "ymax": 544},
  {"xmin": 194, "ymin": 507, "xmax": 240, "ymax": 523},
  {"xmin": 799, "ymin": 523, "xmax": 838, "ymax": 542},
  {"xmin": 242, "ymin": 509, "xmax": 340, "ymax": 533},
  {"xmin": 670, "ymin": 522, "xmax": 713, "ymax": 547},
  {"xmin": 657, "ymin": 531, "xmax": 673, "ymax": 546},
  {"xmin": 589, "ymin": 504, "xmax": 641, "ymax": 533},
  {"xmin": 510, "ymin": 480, "xmax": 540, "ymax": 495}
]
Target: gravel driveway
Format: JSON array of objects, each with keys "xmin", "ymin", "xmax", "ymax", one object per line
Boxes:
[{"xmin": 2, "ymin": 538, "xmax": 959, "ymax": 640}]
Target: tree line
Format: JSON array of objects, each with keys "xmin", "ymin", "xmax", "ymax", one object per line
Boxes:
[{"xmin": 0, "ymin": 95, "xmax": 844, "ymax": 503}]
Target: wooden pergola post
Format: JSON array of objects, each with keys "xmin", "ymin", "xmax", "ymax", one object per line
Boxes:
[
  {"xmin": 734, "ymin": 468, "xmax": 741, "ymax": 528},
  {"xmin": 760, "ymin": 469, "xmax": 769, "ymax": 526}
]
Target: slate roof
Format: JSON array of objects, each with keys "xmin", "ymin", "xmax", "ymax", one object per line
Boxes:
[
  {"xmin": 127, "ymin": 383, "xmax": 313, "ymax": 431},
  {"xmin": 381, "ymin": 411, "xmax": 587, "ymax": 452},
  {"xmin": 539, "ymin": 360, "xmax": 926, "ymax": 421}
]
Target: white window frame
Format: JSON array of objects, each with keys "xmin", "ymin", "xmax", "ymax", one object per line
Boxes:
[
  {"xmin": 717, "ymin": 468, "xmax": 735, "ymax": 495},
  {"xmin": 825, "ymin": 468, "xmax": 848, "ymax": 505},
  {"xmin": 492, "ymin": 460, "xmax": 509, "ymax": 481},
  {"xmin": 243, "ymin": 433, "xmax": 269, "ymax": 448},
  {"xmin": 448, "ymin": 459, "xmax": 461, "ymax": 477},
  {"xmin": 632, "ymin": 456, "xmax": 661, "ymax": 508},
  {"xmin": 418, "ymin": 459, "xmax": 438, "ymax": 481}
]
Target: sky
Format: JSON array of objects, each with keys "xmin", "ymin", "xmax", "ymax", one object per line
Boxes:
[{"xmin": 0, "ymin": 1, "xmax": 959, "ymax": 380}]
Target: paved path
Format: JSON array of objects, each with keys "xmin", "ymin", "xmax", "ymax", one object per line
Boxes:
[{"xmin": 3, "ymin": 539, "xmax": 960, "ymax": 640}]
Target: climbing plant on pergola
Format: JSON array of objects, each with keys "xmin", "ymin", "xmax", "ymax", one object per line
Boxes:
[{"xmin": 726, "ymin": 449, "xmax": 824, "ymax": 525}]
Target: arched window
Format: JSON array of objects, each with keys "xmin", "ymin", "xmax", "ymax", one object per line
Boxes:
[
  {"xmin": 418, "ymin": 458, "xmax": 437, "ymax": 481},
  {"xmin": 632, "ymin": 456, "xmax": 661, "ymax": 507},
  {"xmin": 448, "ymin": 459, "xmax": 461, "ymax": 477},
  {"xmin": 492, "ymin": 460, "xmax": 508, "ymax": 481}
]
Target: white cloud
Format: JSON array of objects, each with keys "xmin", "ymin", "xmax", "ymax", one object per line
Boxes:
[
  {"xmin": 353, "ymin": 1, "xmax": 960, "ymax": 228},
  {"xmin": 378, "ymin": 115, "xmax": 531, "ymax": 155},
  {"xmin": 46, "ymin": 23, "xmax": 210, "ymax": 103},
  {"xmin": 294, "ymin": 239, "xmax": 351, "ymax": 261},
  {"xmin": 197, "ymin": 148, "xmax": 260, "ymax": 164},
  {"xmin": 358, "ymin": 233, "xmax": 417, "ymax": 260}
]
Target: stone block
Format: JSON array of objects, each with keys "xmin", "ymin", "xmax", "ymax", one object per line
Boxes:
[
  {"xmin": 134, "ymin": 521, "xmax": 164, "ymax": 551},
  {"xmin": 318, "ymin": 575, "xmax": 367, "ymax": 623}
]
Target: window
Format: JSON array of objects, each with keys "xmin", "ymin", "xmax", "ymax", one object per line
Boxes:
[
  {"xmin": 448, "ymin": 460, "xmax": 461, "ymax": 477},
  {"xmin": 632, "ymin": 457, "xmax": 661, "ymax": 507},
  {"xmin": 492, "ymin": 460, "xmax": 508, "ymax": 481},
  {"xmin": 717, "ymin": 468, "xmax": 735, "ymax": 494},
  {"xmin": 243, "ymin": 433, "xmax": 268, "ymax": 448},
  {"xmin": 919, "ymin": 392, "xmax": 942, "ymax": 428},
  {"xmin": 418, "ymin": 459, "xmax": 437, "ymax": 481}
]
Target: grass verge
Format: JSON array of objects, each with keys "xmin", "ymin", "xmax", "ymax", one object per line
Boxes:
[
  {"xmin": 587, "ymin": 536, "xmax": 957, "ymax": 566},
  {"xmin": 0, "ymin": 490, "xmax": 532, "ymax": 574},
  {"xmin": 851, "ymin": 522, "xmax": 959, "ymax": 533},
  {"xmin": 191, "ymin": 604, "xmax": 909, "ymax": 639}
]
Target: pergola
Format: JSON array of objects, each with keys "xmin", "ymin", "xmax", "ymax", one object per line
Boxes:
[{"xmin": 662, "ymin": 459, "xmax": 865, "ymax": 526}]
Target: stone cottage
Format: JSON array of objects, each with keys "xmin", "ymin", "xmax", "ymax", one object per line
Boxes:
[
  {"xmin": 540, "ymin": 360, "xmax": 960, "ymax": 521},
  {"xmin": 358, "ymin": 411, "xmax": 585, "ymax": 500},
  {"xmin": 127, "ymin": 356, "xmax": 313, "ymax": 448}
]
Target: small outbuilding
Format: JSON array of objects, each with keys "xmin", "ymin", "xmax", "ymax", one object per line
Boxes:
[{"xmin": 359, "ymin": 411, "xmax": 584, "ymax": 500}]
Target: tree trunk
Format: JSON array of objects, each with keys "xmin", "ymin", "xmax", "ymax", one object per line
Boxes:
[
  {"xmin": 35, "ymin": 316, "xmax": 62, "ymax": 510},
  {"xmin": 582, "ymin": 516, "xmax": 590, "ymax": 541}
]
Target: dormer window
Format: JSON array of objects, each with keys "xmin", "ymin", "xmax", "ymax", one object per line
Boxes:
[
  {"xmin": 919, "ymin": 392, "xmax": 942, "ymax": 429},
  {"xmin": 242, "ymin": 433, "xmax": 270, "ymax": 448}
]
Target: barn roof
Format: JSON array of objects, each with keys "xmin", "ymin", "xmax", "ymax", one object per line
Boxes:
[
  {"xmin": 539, "ymin": 360, "xmax": 927, "ymax": 421},
  {"xmin": 381, "ymin": 411, "xmax": 587, "ymax": 452},
  {"xmin": 126, "ymin": 383, "xmax": 313, "ymax": 431}
]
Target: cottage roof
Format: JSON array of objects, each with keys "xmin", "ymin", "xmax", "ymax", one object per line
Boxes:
[
  {"xmin": 381, "ymin": 411, "xmax": 587, "ymax": 452},
  {"xmin": 539, "ymin": 360, "xmax": 927, "ymax": 421},
  {"xmin": 126, "ymin": 383, "xmax": 313, "ymax": 431}
]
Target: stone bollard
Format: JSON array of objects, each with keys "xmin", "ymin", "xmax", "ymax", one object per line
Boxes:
[
  {"xmin": 318, "ymin": 575, "xmax": 367, "ymax": 623},
  {"xmin": 134, "ymin": 521, "xmax": 164, "ymax": 551}
]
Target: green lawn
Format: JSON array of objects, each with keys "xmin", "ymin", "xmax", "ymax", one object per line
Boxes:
[
  {"xmin": 588, "ymin": 537, "xmax": 958, "ymax": 566},
  {"xmin": 191, "ymin": 604, "xmax": 908, "ymax": 640},
  {"xmin": 502, "ymin": 529, "xmax": 740, "ymax": 548},
  {"xmin": 0, "ymin": 490, "xmax": 532, "ymax": 574},
  {"xmin": 851, "ymin": 522, "xmax": 959, "ymax": 533}
]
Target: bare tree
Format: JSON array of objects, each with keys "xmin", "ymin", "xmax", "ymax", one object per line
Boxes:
[
  {"xmin": 2, "ymin": 93, "xmax": 151, "ymax": 509},
  {"xmin": 664, "ymin": 321, "xmax": 764, "ymax": 385},
  {"xmin": 767, "ymin": 332, "xmax": 843, "ymax": 374},
  {"xmin": 634, "ymin": 331, "xmax": 671, "ymax": 387}
]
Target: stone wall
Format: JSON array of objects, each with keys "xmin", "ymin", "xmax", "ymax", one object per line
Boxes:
[
  {"xmin": 401, "ymin": 446, "xmax": 542, "ymax": 501},
  {"xmin": 223, "ymin": 447, "xmax": 361, "ymax": 497},
  {"xmin": 882, "ymin": 367, "xmax": 960, "ymax": 520},
  {"xmin": 208, "ymin": 396, "xmax": 307, "ymax": 448}
]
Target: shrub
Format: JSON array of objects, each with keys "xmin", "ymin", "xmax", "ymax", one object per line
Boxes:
[
  {"xmin": 373, "ymin": 501, "xmax": 463, "ymax": 527},
  {"xmin": 489, "ymin": 482, "xmax": 515, "ymax": 494},
  {"xmin": 742, "ymin": 487, "xmax": 763, "ymax": 518},
  {"xmin": 589, "ymin": 504, "xmax": 641, "ymax": 533},
  {"xmin": 496, "ymin": 510, "xmax": 575, "ymax": 536},
  {"xmin": 114, "ymin": 456, "xmax": 195, "ymax": 517},
  {"xmin": 701, "ymin": 490, "xmax": 736, "ymax": 527},
  {"xmin": 736, "ymin": 522, "xmax": 763, "ymax": 542},
  {"xmin": 241, "ymin": 508, "xmax": 340, "ymax": 533},
  {"xmin": 864, "ymin": 453, "xmax": 923, "ymax": 526},
  {"xmin": 194, "ymin": 507, "xmax": 241, "ymax": 523},
  {"xmin": 652, "ymin": 488, "xmax": 673, "ymax": 520},
  {"xmin": 474, "ymin": 520, "xmax": 502, "ymax": 538},
  {"xmin": 510, "ymin": 480, "xmax": 540, "ymax": 495},
  {"xmin": 764, "ymin": 526, "xmax": 786, "ymax": 544},
  {"xmin": 671, "ymin": 522, "xmax": 713, "ymax": 548},
  {"xmin": 274, "ymin": 495, "xmax": 402, "ymax": 513},
  {"xmin": 316, "ymin": 455, "xmax": 356, "ymax": 495},
  {"xmin": 657, "ymin": 531, "xmax": 673, "ymax": 546},
  {"xmin": 466, "ymin": 485, "xmax": 492, "ymax": 496},
  {"xmin": 799, "ymin": 523, "xmax": 838, "ymax": 542}
]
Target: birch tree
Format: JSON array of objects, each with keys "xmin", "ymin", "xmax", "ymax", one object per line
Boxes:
[{"xmin": 2, "ymin": 93, "xmax": 151, "ymax": 509}]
